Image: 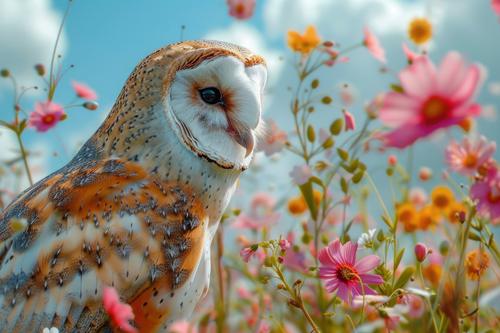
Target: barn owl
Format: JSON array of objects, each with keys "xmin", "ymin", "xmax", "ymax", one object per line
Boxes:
[{"xmin": 0, "ymin": 40, "xmax": 266, "ymax": 332}]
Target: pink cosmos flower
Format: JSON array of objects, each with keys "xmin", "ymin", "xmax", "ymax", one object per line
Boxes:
[
  {"xmin": 379, "ymin": 52, "xmax": 484, "ymax": 148},
  {"xmin": 232, "ymin": 192, "xmax": 280, "ymax": 230},
  {"xmin": 102, "ymin": 286, "xmax": 137, "ymax": 333},
  {"xmin": 282, "ymin": 232, "xmax": 308, "ymax": 272},
  {"xmin": 445, "ymin": 136, "xmax": 496, "ymax": 176},
  {"xmin": 227, "ymin": 0, "xmax": 255, "ymax": 20},
  {"xmin": 363, "ymin": 27, "xmax": 386, "ymax": 63},
  {"xmin": 471, "ymin": 164, "xmax": 500, "ymax": 223},
  {"xmin": 259, "ymin": 119, "xmax": 287, "ymax": 156},
  {"xmin": 279, "ymin": 239, "xmax": 291, "ymax": 251},
  {"xmin": 318, "ymin": 240, "xmax": 384, "ymax": 303},
  {"xmin": 343, "ymin": 110, "xmax": 356, "ymax": 131},
  {"xmin": 72, "ymin": 81, "xmax": 97, "ymax": 100},
  {"xmin": 492, "ymin": 0, "xmax": 500, "ymax": 17},
  {"xmin": 289, "ymin": 164, "xmax": 313, "ymax": 185},
  {"xmin": 28, "ymin": 101, "xmax": 66, "ymax": 132}
]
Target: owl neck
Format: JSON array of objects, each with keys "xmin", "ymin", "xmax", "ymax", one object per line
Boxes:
[{"xmin": 93, "ymin": 104, "xmax": 241, "ymax": 225}]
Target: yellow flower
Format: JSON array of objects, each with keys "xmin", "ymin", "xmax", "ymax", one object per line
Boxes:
[
  {"xmin": 465, "ymin": 249, "xmax": 490, "ymax": 280},
  {"xmin": 447, "ymin": 201, "xmax": 467, "ymax": 224},
  {"xmin": 287, "ymin": 25, "xmax": 321, "ymax": 55},
  {"xmin": 408, "ymin": 18, "xmax": 433, "ymax": 45},
  {"xmin": 417, "ymin": 205, "xmax": 440, "ymax": 230},
  {"xmin": 431, "ymin": 186, "xmax": 454, "ymax": 212},
  {"xmin": 396, "ymin": 202, "xmax": 418, "ymax": 232}
]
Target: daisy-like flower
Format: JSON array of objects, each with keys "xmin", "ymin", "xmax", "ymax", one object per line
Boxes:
[
  {"xmin": 431, "ymin": 185, "xmax": 455, "ymax": 212},
  {"xmin": 318, "ymin": 239, "xmax": 384, "ymax": 303},
  {"xmin": 227, "ymin": 0, "xmax": 255, "ymax": 20},
  {"xmin": 102, "ymin": 286, "xmax": 137, "ymax": 333},
  {"xmin": 445, "ymin": 136, "xmax": 496, "ymax": 176},
  {"xmin": 363, "ymin": 27, "xmax": 386, "ymax": 63},
  {"xmin": 465, "ymin": 248, "xmax": 490, "ymax": 280},
  {"xmin": 28, "ymin": 101, "xmax": 65, "ymax": 132},
  {"xmin": 72, "ymin": 81, "xmax": 97, "ymax": 100},
  {"xmin": 471, "ymin": 164, "xmax": 500, "ymax": 223},
  {"xmin": 258, "ymin": 119, "xmax": 287, "ymax": 156},
  {"xmin": 287, "ymin": 25, "xmax": 321, "ymax": 55},
  {"xmin": 42, "ymin": 328, "xmax": 59, "ymax": 333},
  {"xmin": 408, "ymin": 18, "xmax": 433, "ymax": 45},
  {"xmin": 358, "ymin": 228, "xmax": 377, "ymax": 249},
  {"xmin": 379, "ymin": 52, "xmax": 484, "ymax": 148}
]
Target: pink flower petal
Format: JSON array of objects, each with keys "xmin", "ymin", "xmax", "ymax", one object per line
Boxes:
[
  {"xmin": 72, "ymin": 81, "xmax": 97, "ymax": 100},
  {"xmin": 354, "ymin": 254, "xmax": 381, "ymax": 273}
]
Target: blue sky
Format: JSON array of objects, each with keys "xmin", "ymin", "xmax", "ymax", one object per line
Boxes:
[{"xmin": 1, "ymin": 0, "xmax": 499, "ymax": 203}]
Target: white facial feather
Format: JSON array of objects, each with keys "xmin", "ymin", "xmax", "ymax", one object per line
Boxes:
[{"xmin": 167, "ymin": 56, "xmax": 267, "ymax": 169}]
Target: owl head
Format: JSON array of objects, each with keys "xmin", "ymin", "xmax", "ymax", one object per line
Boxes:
[{"xmin": 98, "ymin": 40, "xmax": 267, "ymax": 171}]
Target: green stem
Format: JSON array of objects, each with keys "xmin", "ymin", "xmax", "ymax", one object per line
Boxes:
[
  {"xmin": 15, "ymin": 131, "xmax": 33, "ymax": 186},
  {"xmin": 417, "ymin": 263, "xmax": 440, "ymax": 333}
]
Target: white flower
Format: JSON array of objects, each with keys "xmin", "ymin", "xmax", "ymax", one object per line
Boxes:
[
  {"xmin": 42, "ymin": 328, "xmax": 59, "ymax": 333},
  {"xmin": 353, "ymin": 294, "xmax": 389, "ymax": 306},
  {"xmin": 289, "ymin": 164, "xmax": 312, "ymax": 185},
  {"xmin": 407, "ymin": 287, "xmax": 433, "ymax": 298},
  {"xmin": 358, "ymin": 228, "xmax": 377, "ymax": 249}
]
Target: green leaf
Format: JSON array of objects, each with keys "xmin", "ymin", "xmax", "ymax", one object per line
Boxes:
[
  {"xmin": 390, "ymin": 84, "xmax": 404, "ymax": 93},
  {"xmin": 352, "ymin": 171, "xmax": 364, "ymax": 184},
  {"xmin": 0, "ymin": 120, "xmax": 16, "ymax": 132},
  {"xmin": 340, "ymin": 177, "xmax": 348, "ymax": 194},
  {"xmin": 393, "ymin": 267, "xmax": 415, "ymax": 291},
  {"xmin": 311, "ymin": 79, "xmax": 319, "ymax": 89},
  {"xmin": 299, "ymin": 181, "xmax": 318, "ymax": 220},
  {"xmin": 337, "ymin": 148, "xmax": 349, "ymax": 161},
  {"xmin": 394, "ymin": 248, "xmax": 405, "ymax": 271}
]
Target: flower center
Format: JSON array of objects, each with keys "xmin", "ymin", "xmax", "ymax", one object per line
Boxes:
[
  {"xmin": 433, "ymin": 194, "xmax": 450, "ymax": 208},
  {"xmin": 463, "ymin": 154, "xmax": 478, "ymax": 168},
  {"xmin": 337, "ymin": 264, "xmax": 357, "ymax": 282},
  {"xmin": 421, "ymin": 96, "xmax": 450, "ymax": 124},
  {"xmin": 488, "ymin": 187, "xmax": 500, "ymax": 204},
  {"xmin": 235, "ymin": 3, "xmax": 245, "ymax": 15},
  {"xmin": 42, "ymin": 114, "xmax": 55, "ymax": 125}
]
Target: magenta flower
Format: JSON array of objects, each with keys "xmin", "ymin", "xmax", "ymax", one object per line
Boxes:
[
  {"xmin": 318, "ymin": 240, "xmax": 383, "ymax": 303},
  {"xmin": 414, "ymin": 243, "xmax": 429, "ymax": 262},
  {"xmin": 28, "ymin": 101, "xmax": 65, "ymax": 132},
  {"xmin": 279, "ymin": 239, "xmax": 291, "ymax": 251},
  {"xmin": 72, "ymin": 81, "xmax": 97, "ymax": 100},
  {"xmin": 492, "ymin": 0, "xmax": 500, "ymax": 17},
  {"xmin": 379, "ymin": 52, "xmax": 484, "ymax": 148},
  {"xmin": 227, "ymin": 0, "xmax": 255, "ymax": 20},
  {"xmin": 102, "ymin": 286, "xmax": 137, "ymax": 333},
  {"xmin": 471, "ymin": 164, "xmax": 500, "ymax": 223},
  {"xmin": 240, "ymin": 246, "xmax": 256, "ymax": 263},
  {"xmin": 445, "ymin": 136, "xmax": 496, "ymax": 176},
  {"xmin": 363, "ymin": 27, "xmax": 386, "ymax": 63}
]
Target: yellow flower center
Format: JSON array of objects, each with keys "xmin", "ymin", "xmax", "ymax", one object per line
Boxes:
[
  {"xmin": 408, "ymin": 18, "xmax": 433, "ymax": 45},
  {"xmin": 422, "ymin": 96, "xmax": 450, "ymax": 124},
  {"xmin": 337, "ymin": 265, "xmax": 357, "ymax": 282}
]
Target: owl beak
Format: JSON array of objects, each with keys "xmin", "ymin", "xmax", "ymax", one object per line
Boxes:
[{"xmin": 227, "ymin": 120, "xmax": 254, "ymax": 157}]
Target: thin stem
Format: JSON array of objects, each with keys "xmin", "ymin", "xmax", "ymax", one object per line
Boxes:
[{"xmin": 15, "ymin": 131, "xmax": 33, "ymax": 186}]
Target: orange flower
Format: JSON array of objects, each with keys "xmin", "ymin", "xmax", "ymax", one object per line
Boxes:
[
  {"xmin": 465, "ymin": 248, "xmax": 490, "ymax": 280},
  {"xmin": 287, "ymin": 190, "xmax": 322, "ymax": 215},
  {"xmin": 408, "ymin": 18, "xmax": 432, "ymax": 44},
  {"xmin": 287, "ymin": 25, "xmax": 321, "ymax": 55},
  {"xmin": 416, "ymin": 205, "xmax": 440, "ymax": 230},
  {"xmin": 423, "ymin": 263, "xmax": 442, "ymax": 286},
  {"xmin": 430, "ymin": 186, "xmax": 454, "ymax": 212},
  {"xmin": 288, "ymin": 196, "xmax": 307, "ymax": 215},
  {"xmin": 447, "ymin": 201, "xmax": 467, "ymax": 224},
  {"xmin": 396, "ymin": 202, "xmax": 418, "ymax": 232}
]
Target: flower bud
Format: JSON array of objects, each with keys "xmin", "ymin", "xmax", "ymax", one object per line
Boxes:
[
  {"xmin": 0, "ymin": 68, "xmax": 10, "ymax": 77},
  {"xmin": 34, "ymin": 64, "xmax": 45, "ymax": 76},
  {"xmin": 388, "ymin": 155, "xmax": 397, "ymax": 166},
  {"xmin": 419, "ymin": 167, "xmax": 432, "ymax": 181},
  {"xmin": 414, "ymin": 243, "xmax": 429, "ymax": 262},
  {"xmin": 439, "ymin": 241, "xmax": 449, "ymax": 256},
  {"xmin": 83, "ymin": 101, "xmax": 99, "ymax": 111}
]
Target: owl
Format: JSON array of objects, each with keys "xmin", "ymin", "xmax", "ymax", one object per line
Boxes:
[{"xmin": 0, "ymin": 40, "xmax": 266, "ymax": 332}]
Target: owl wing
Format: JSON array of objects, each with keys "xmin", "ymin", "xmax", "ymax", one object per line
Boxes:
[{"xmin": 0, "ymin": 158, "xmax": 207, "ymax": 332}]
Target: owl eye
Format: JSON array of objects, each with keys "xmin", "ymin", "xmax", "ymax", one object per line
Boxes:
[{"xmin": 199, "ymin": 87, "xmax": 222, "ymax": 105}]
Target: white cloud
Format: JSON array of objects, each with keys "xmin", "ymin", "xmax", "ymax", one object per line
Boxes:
[{"xmin": 0, "ymin": 0, "xmax": 66, "ymax": 92}]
